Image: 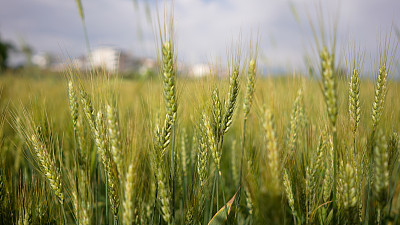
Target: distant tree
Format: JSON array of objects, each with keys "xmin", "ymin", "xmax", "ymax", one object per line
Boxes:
[{"xmin": 0, "ymin": 35, "xmax": 14, "ymax": 72}]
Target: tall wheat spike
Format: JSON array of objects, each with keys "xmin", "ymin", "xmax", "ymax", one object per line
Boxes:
[
  {"xmin": 373, "ymin": 130, "xmax": 389, "ymax": 203},
  {"xmin": 162, "ymin": 40, "xmax": 177, "ymax": 123},
  {"xmin": 320, "ymin": 45, "xmax": 339, "ymax": 222},
  {"xmin": 349, "ymin": 68, "xmax": 361, "ymax": 135},
  {"xmin": 180, "ymin": 128, "xmax": 188, "ymax": 180},
  {"xmin": 152, "ymin": 40, "xmax": 177, "ymax": 222},
  {"xmin": 288, "ymin": 89, "xmax": 303, "ymax": 154},
  {"xmin": 68, "ymin": 81, "xmax": 79, "ymax": 130},
  {"xmin": 323, "ymin": 132, "xmax": 334, "ymax": 203},
  {"xmin": 106, "ymin": 104, "xmax": 123, "ymax": 176},
  {"xmin": 231, "ymin": 140, "xmax": 239, "ymax": 186},
  {"xmin": 153, "ymin": 115, "xmax": 173, "ymax": 225},
  {"xmin": 95, "ymin": 110, "xmax": 120, "ymax": 216},
  {"xmin": 222, "ymin": 64, "xmax": 240, "ymax": 134},
  {"xmin": 203, "ymin": 113, "xmax": 220, "ymax": 176},
  {"xmin": 68, "ymin": 81, "xmax": 85, "ymax": 163},
  {"xmin": 372, "ymin": 64, "xmax": 388, "ymax": 131},
  {"xmin": 283, "ymin": 169, "xmax": 296, "ymax": 218},
  {"xmin": 80, "ymin": 90, "xmax": 96, "ymax": 132},
  {"xmin": 31, "ymin": 133, "xmax": 64, "ymax": 205},
  {"xmin": 197, "ymin": 126, "xmax": 208, "ymax": 190},
  {"xmin": 340, "ymin": 163, "xmax": 358, "ymax": 224},
  {"xmin": 212, "ymin": 88, "xmax": 222, "ymax": 141},
  {"xmin": 320, "ymin": 46, "xmax": 337, "ymax": 128},
  {"xmin": 243, "ymin": 59, "xmax": 256, "ymax": 121},
  {"xmin": 263, "ymin": 108, "xmax": 280, "ymax": 192}
]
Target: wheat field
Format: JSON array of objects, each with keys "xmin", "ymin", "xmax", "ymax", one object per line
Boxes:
[{"xmin": 1, "ymin": 2, "xmax": 400, "ymax": 225}]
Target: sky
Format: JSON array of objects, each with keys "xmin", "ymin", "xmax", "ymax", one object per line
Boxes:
[{"xmin": 0, "ymin": 0, "xmax": 399, "ymax": 71}]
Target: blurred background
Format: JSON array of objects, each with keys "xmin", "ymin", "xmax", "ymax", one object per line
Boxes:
[{"xmin": 0, "ymin": 0, "xmax": 399, "ymax": 77}]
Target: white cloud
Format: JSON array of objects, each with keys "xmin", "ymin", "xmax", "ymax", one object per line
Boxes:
[{"xmin": 0, "ymin": 0, "xmax": 398, "ymax": 70}]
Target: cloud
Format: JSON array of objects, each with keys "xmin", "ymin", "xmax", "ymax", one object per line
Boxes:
[{"xmin": 0, "ymin": 0, "xmax": 398, "ymax": 70}]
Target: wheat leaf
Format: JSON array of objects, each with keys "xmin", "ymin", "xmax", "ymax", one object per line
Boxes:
[{"xmin": 208, "ymin": 189, "xmax": 239, "ymax": 225}]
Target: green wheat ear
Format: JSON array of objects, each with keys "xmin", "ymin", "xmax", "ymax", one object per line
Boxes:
[
  {"xmin": 197, "ymin": 124, "xmax": 208, "ymax": 190},
  {"xmin": 320, "ymin": 46, "xmax": 337, "ymax": 129},
  {"xmin": 263, "ymin": 108, "xmax": 280, "ymax": 192},
  {"xmin": 222, "ymin": 64, "xmax": 240, "ymax": 134},
  {"xmin": 106, "ymin": 104, "xmax": 122, "ymax": 176},
  {"xmin": 283, "ymin": 169, "xmax": 295, "ymax": 218},
  {"xmin": 180, "ymin": 128, "xmax": 188, "ymax": 179},
  {"xmin": 373, "ymin": 130, "xmax": 389, "ymax": 203},
  {"xmin": 94, "ymin": 109, "xmax": 120, "ymax": 217},
  {"xmin": 211, "ymin": 88, "xmax": 222, "ymax": 139},
  {"xmin": 162, "ymin": 40, "xmax": 177, "ymax": 123},
  {"xmin": 156, "ymin": 166, "xmax": 172, "ymax": 225},
  {"xmin": 288, "ymin": 88, "xmax": 303, "ymax": 154},
  {"xmin": 68, "ymin": 81, "xmax": 79, "ymax": 129},
  {"xmin": 203, "ymin": 113, "xmax": 220, "ymax": 176},
  {"xmin": 15, "ymin": 111, "xmax": 65, "ymax": 206},
  {"xmin": 30, "ymin": 133, "xmax": 64, "ymax": 205},
  {"xmin": 337, "ymin": 160, "xmax": 358, "ymax": 224},
  {"xmin": 372, "ymin": 64, "xmax": 388, "ymax": 131},
  {"xmin": 243, "ymin": 58, "xmax": 256, "ymax": 120},
  {"xmin": 349, "ymin": 67, "xmax": 361, "ymax": 135}
]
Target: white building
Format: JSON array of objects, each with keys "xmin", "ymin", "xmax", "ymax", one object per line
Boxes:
[
  {"xmin": 89, "ymin": 47, "xmax": 121, "ymax": 71},
  {"xmin": 190, "ymin": 63, "xmax": 209, "ymax": 77},
  {"xmin": 32, "ymin": 53, "xmax": 49, "ymax": 68}
]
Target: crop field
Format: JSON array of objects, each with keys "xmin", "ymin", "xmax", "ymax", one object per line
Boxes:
[
  {"xmin": 1, "ymin": 2, "xmax": 400, "ymax": 225},
  {"xmin": 1, "ymin": 54, "xmax": 400, "ymax": 225}
]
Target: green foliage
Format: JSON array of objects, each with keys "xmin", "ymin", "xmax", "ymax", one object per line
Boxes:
[{"xmin": 0, "ymin": 35, "xmax": 13, "ymax": 72}]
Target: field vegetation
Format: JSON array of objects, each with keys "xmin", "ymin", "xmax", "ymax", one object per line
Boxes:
[{"xmin": 0, "ymin": 2, "xmax": 400, "ymax": 225}]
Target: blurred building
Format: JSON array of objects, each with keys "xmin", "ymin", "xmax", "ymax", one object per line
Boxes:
[
  {"xmin": 89, "ymin": 47, "xmax": 120, "ymax": 71},
  {"xmin": 29, "ymin": 46, "xmax": 217, "ymax": 78},
  {"xmin": 190, "ymin": 63, "xmax": 209, "ymax": 77},
  {"xmin": 87, "ymin": 46, "xmax": 157, "ymax": 73}
]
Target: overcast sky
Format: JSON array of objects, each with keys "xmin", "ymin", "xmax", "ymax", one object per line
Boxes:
[{"xmin": 0, "ymin": 0, "xmax": 399, "ymax": 70}]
